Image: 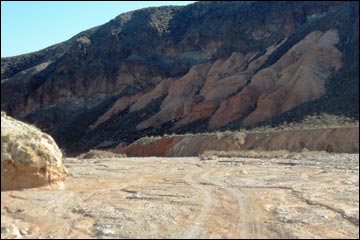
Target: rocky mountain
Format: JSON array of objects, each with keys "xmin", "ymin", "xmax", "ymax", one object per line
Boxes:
[{"xmin": 1, "ymin": 1, "xmax": 358, "ymax": 154}]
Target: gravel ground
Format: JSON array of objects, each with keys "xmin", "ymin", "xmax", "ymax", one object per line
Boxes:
[{"xmin": 1, "ymin": 153, "xmax": 359, "ymax": 239}]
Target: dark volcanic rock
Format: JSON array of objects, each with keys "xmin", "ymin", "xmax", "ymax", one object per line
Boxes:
[{"xmin": 1, "ymin": 1, "xmax": 358, "ymax": 154}]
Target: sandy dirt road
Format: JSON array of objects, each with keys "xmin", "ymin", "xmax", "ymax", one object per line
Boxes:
[{"xmin": 1, "ymin": 153, "xmax": 359, "ymax": 239}]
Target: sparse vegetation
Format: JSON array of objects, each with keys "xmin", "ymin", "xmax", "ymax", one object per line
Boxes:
[
  {"xmin": 248, "ymin": 113, "xmax": 359, "ymax": 133},
  {"xmin": 200, "ymin": 148, "xmax": 327, "ymax": 159},
  {"xmin": 60, "ymin": 147, "xmax": 67, "ymax": 158}
]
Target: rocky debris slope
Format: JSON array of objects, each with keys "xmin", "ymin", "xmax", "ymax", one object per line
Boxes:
[
  {"xmin": 77, "ymin": 149, "xmax": 126, "ymax": 159},
  {"xmin": 1, "ymin": 1, "xmax": 358, "ymax": 154},
  {"xmin": 1, "ymin": 112, "xmax": 66, "ymax": 190},
  {"xmin": 1, "ymin": 154, "xmax": 358, "ymax": 238},
  {"xmin": 115, "ymin": 127, "xmax": 359, "ymax": 157}
]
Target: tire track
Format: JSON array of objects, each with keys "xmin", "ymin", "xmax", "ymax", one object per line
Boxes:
[
  {"xmin": 181, "ymin": 169, "xmax": 215, "ymax": 239},
  {"xmin": 181, "ymin": 167, "xmax": 267, "ymax": 239},
  {"xmin": 201, "ymin": 170, "xmax": 277, "ymax": 239}
]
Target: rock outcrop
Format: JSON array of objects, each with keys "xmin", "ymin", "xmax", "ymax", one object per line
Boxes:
[
  {"xmin": 115, "ymin": 127, "xmax": 359, "ymax": 157},
  {"xmin": 1, "ymin": 112, "xmax": 66, "ymax": 190},
  {"xmin": 1, "ymin": 1, "xmax": 358, "ymax": 154},
  {"xmin": 209, "ymin": 29, "xmax": 343, "ymax": 128}
]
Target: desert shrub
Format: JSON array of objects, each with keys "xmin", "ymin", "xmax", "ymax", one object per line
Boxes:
[{"xmin": 60, "ymin": 147, "xmax": 67, "ymax": 158}]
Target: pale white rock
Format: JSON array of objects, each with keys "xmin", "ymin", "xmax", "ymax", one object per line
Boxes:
[{"xmin": 1, "ymin": 112, "xmax": 67, "ymax": 190}]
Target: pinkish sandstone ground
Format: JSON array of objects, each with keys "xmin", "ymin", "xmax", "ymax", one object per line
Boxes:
[{"xmin": 1, "ymin": 153, "xmax": 358, "ymax": 239}]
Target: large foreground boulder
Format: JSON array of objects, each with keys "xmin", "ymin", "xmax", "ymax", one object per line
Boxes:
[{"xmin": 1, "ymin": 112, "xmax": 67, "ymax": 190}]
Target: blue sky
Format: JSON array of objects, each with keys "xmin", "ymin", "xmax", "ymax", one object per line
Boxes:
[{"xmin": 1, "ymin": 1, "xmax": 194, "ymax": 57}]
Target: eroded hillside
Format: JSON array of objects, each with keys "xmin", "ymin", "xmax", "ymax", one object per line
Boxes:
[{"xmin": 1, "ymin": 1, "xmax": 358, "ymax": 154}]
